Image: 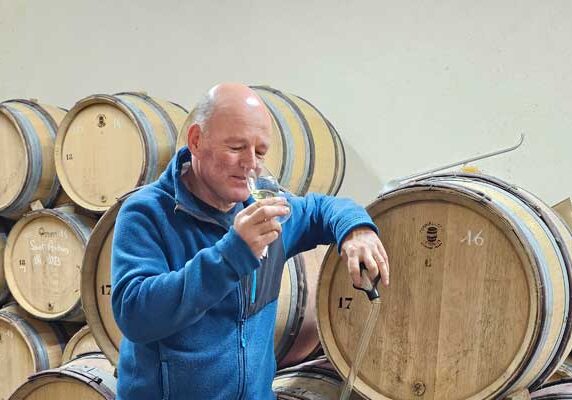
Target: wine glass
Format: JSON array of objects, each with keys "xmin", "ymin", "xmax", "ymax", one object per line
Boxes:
[{"xmin": 247, "ymin": 168, "xmax": 291, "ymax": 224}]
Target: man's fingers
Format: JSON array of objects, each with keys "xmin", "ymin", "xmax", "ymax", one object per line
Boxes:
[
  {"xmin": 239, "ymin": 201, "xmax": 258, "ymax": 217},
  {"xmin": 234, "ymin": 198, "xmax": 288, "ymax": 259},
  {"xmin": 377, "ymin": 241, "xmax": 389, "ymax": 265},
  {"xmin": 250, "ymin": 204, "xmax": 290, "ymax": 224},
  {"xmin": 340, "ymin": 229, "xmax": 390, "ymax": 290},
  {"xmin": 260, "ymin": 219, "xmax": 282, "ymax": 236},
  {"xmin": 245, "ymin": 197, "xmax": 286, "ymax": 214},
  {"xmin": 257, "ymin": 229, "xmax": 281, "ymax": 250},
  {"xmin": 347, "ymin": 253, "xmax": 361, "ymax": 287},
  {"xmin": 373, "ymin": 251, "xmax": 389, "ymax": 286},
  {"xmin": 372, "ymin": 240, "xmax": 389, "ymax": 286},
  {"xmin": 363, "ymin": 253, "xmax": 379, "ymax": 282},
  {"xmin": 380, "ymin": 260, "xmax": 389, "ymax": 286}
]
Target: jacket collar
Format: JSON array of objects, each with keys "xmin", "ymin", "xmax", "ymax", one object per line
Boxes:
[{"xmin": 168, "ymin": 147, "xmax": 255, "ymax": 222}]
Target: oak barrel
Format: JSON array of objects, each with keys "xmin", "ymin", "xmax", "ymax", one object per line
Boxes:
[
  {"xmin": 4, "ymin": 207, "xmax": 97, "ymax": 321},
  {"xmin": 61, "ymin": 325, "xmax": 100, "ymax": 364},
  {"xmin": 546, "ymin": 355, "xmax": 572, "ymax": 383},
  {"xmin": 54, "ymin": 92, "xmax": 188, "ymax": 213},
  {"xmin": 82, "ymin": 192, "xmax": 328, "ymax": 366},
  {"xmin": 0, "ymin": 303, "xmax": 68, "ymax": 400},
  {"xmin": 531, "ymin": 378, "xmax": 572, "ymax": 398},
  {"xmin": 9, "ymin": 353, "xmax": 116, "ymax": 400},
  {"xmin": 317, "ymin": 174, "xmax": 572, "ymax": 400},
  {"xmin": 176, "ymin": 86, "xmax": 345, "ymax": 196},
  {"xmin": 552, "ymin": 198, "xmax": 572, "ymax": 230},
  {"xmin": 273, "ymin": 356, "xmax": 362, "ymax": 399},
  {"xmin": 0, "ymin": 224, "xmax": 9, "ymax": 306},
  {"xmin": 276, "ymin": 245, "xmax": 327, "ymax": 368},
  {"xmin": 0, "ymin": 100, "xmax": 66, "ymax": 220}
]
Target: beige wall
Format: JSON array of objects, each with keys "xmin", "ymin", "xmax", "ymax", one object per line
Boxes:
[{"xmin": 1, "ymin": 0, "xmax": 570, "ymax": 205}]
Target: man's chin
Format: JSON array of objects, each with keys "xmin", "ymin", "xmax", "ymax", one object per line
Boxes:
[{"xmin": 229, "ymin": 190, "xmax": 250, "ymax": 203}]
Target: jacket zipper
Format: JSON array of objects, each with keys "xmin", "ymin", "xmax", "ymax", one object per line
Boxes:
[
  {"xmin": 176, "ymin": 202, "xmax": 253, "ymax": 399},
  {"xmin": 237, "ymin": 282, "xmax": 248, "ymax": 400}
]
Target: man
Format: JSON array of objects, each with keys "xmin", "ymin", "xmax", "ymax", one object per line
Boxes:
[{"xmin": 111, "ymin": 83, "xmax": 389, "ymax": 399}]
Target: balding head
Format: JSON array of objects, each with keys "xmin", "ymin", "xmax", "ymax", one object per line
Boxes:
[{"xmin": 193, "ymin": 83, "xmax": 270, "ymax": 134}]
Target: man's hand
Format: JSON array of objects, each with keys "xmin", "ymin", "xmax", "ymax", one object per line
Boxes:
[
  {"xmin": 234, "ymin": 198, "xmax": 290, "ymax": 258},
  {"xmin": 340, "ymin": 227, "xmax": 389, "ymax": 289}
]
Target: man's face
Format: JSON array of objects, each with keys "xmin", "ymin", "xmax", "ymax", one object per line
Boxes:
[{"xmin": 194, "ymin": 107, "xmax": 271, "ymax": 208}]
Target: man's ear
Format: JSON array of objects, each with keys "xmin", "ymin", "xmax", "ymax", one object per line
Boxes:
[{"xmin": 187, "ymin": 123, "xmax": 202, "ymax": 155}]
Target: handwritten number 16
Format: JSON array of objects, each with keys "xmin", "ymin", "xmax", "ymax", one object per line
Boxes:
[{"xmin": 461, "ymin": 230, "xmax": 484, "ymax": 246}]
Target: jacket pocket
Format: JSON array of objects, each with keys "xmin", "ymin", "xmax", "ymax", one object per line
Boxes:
[{"xmin": 160, "ymin": 361, "xmax": 170, "ymax": 400}]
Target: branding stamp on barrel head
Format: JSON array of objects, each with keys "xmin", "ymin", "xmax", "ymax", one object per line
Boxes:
[
  {"xmin": 420, "ymin": 222, "xmax": 443, "ymax": 249},
  {"xmin": 96, "ymin": 114, "xmax": 106, "ymax": 128}
]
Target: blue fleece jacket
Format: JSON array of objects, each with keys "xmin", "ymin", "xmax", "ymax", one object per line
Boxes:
[{"xmin": 111, "ymin": 147, "xmax": 378, "ymax": 400}]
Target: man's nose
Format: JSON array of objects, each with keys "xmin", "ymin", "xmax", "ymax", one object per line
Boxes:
[{"xmin": 240, "ymin": 149, "xmax": 258, "ymax": 170}]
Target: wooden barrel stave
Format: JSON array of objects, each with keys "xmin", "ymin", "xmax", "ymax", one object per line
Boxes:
[
  {"xmin": 546, "ymin": 356, "xmax": 572, "ymax": 383},
  {"xmin": 54, "ymin": 93, "xmax": 187, "ymax": 213},
  {"xmin": 531, "ymin": 378, "xmax": 572, "ymax": 398},
  {"xmin": 0, "ymin": 304, "xmax": 68, "ymax": 399},
  {"xmin": 254, "ymin": 87, "xmax": 310, "ymax": 194},
  {"xmin": 113, "ymin": 93, "xmax": 178, "ymax": 173},
  {"xmin": 0, "ymin": 100, "xmax": 66, "ymax": 220},
  {"xmin": 318, "ymin": 174, "xmax": 572, "ymax": 400},
  {"xmin": 61, "ymin": 325, "xmax": 101, "ymax": 364},
  {"xmin": 4, "ymin": 207, "xmax": 97, "ymax": 321},
  {"xmin": 284, "ymin": 94, "xmax": 339, "ymax": 195},
  {"xmin": 273, "ymin": 356, "xmax": 362, "ymax": 399},
  {"xmin": 445, "ymin": 177, "xmax": 566, "ymax": 392},
  {"xmin": 1, "ymin": 224, "xmax": 10, "ymax": 305},
  {"xmin": 275, "ymin": 246, "xmax": 326, "ymax": 368},
  {"xmin": 9, "ymin": 353, "xmax": 116, "ymax": 400},
  {"xmin": 442, "ymin": 175, "xmax": 572, "ymax": 389},
  {"xmin": 81, "ymin": 200, "xmax": 124, "ymax": 365}
]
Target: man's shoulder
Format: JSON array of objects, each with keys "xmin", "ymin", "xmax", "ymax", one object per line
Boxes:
[{"xmin": 117, "ymin": 182, "xmax": 175, "ymax": 217}]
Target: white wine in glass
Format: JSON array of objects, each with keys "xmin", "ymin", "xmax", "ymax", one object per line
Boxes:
[{"xmin": 247, "ymin": 169, "xmax": 291, "ymax": 224}]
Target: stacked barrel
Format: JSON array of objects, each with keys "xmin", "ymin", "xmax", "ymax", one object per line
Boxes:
[
  {"xmin": 8, "ymin": 88, "xmax": 572, "ymax": 400},
  {"xmin": 0, "ymin": 93, "xmax": 187, "ymax": 399},
  {"xmin": 0, "ymin": 87, "xmax": 349, "ymax": 399}
]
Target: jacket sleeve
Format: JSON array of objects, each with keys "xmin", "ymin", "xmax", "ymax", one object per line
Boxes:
[
  {"xmin": 111, "ymin": 197, "xmax": 260, "ymax": 344},
  {"xmin": 282, "ymin": 193, "xmax": 379, "ymax": 259}
]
